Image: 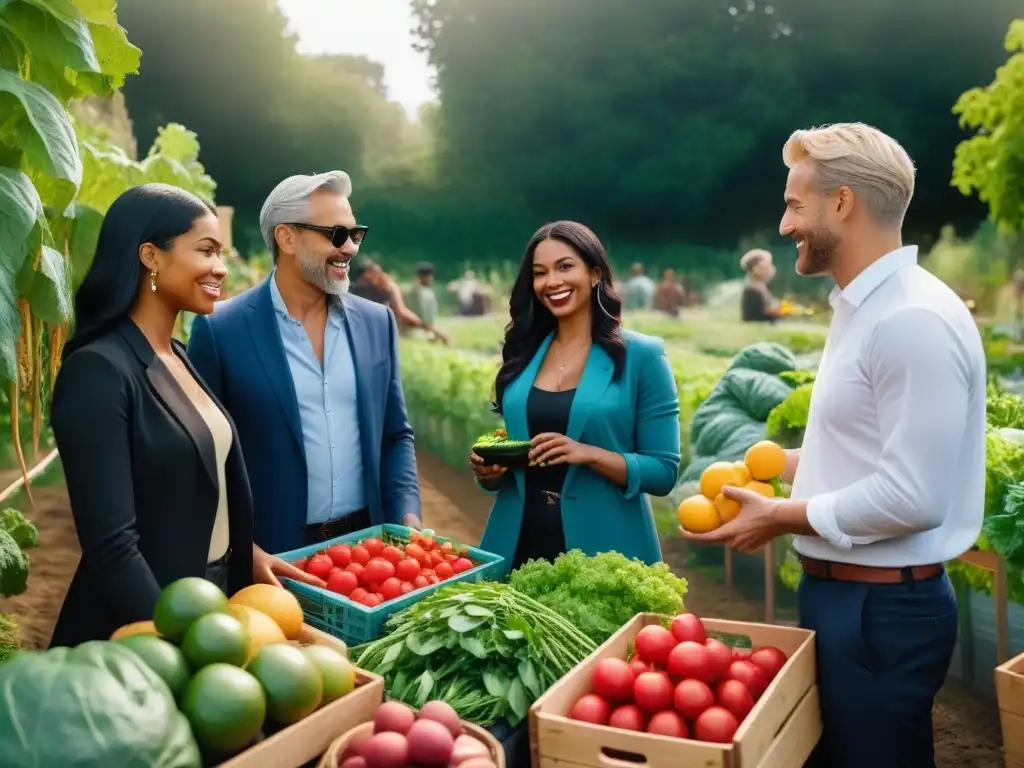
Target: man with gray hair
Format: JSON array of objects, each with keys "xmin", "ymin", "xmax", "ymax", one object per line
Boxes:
[
  {"xmin": 188, "ymin": 171, "xmax": 421, "ymax": 555},
  {"xmin": 683, "ymin": 123, "xmax": 985, "ymax": 767}
]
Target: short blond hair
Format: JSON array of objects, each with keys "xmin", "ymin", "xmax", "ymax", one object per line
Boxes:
[
  {"xmin": 740, "ymin": 249, "xmax": 772, "ymax": 273},
  {"xmin": 782, "ymin": 123, "xmax": 915, "ymax": 227}
]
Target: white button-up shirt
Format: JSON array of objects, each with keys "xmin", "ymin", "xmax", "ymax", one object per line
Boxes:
[{"xmin": 790, "ymin": 246, "xmax": 986, "ymax": 567}]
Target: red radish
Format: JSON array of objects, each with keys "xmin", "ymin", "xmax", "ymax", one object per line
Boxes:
[
  {"xmin": 716, "ymin": 679, "xmax": 755, "ymax": 721},
  {"xmin": 670, "ymin": 613, "xmax": 707, "ymax": 644},
  {"xmin": 350, "ymin": 545, "xmax": 371, "ymax": 565},
  {"xmin": 667, "ymin": 641, "xmax": 716, "ymax": 684},
  {"xmin": 628, "ymin": 658, "xmax": 650, "ymax": 677},
  {"xmin": 694, "ymin": 706, "xmax": 739, "ymax": 743},
  {"xmin": 373, "ymin": 701, "xmax": 416, "ymax": 735},
  {"xmin": 591, "ymin": 658, "xmax": 635, "ymax": 703},
  {"xmin": 633, "ymin": 671, "xmax": 673, "ymax": 713},
  {"xmin": 395, "ymin": 558, "xmax": 421, "ymax": 582},
  {"xmin": 647, "ymin": 710, "xmax": 689, "ymax": 738},
  {"xmin": 749, "ymin": 646, "xmax": 787, "ymax": 681},
  {"xmin": 326, "ymin": 544, "xmax": 352, "ymax": 568},
  {"xmin": 673, "ymin": 678, "xmax": 715, "ymax": 720},
  {"xmin": 362, "ymin": 538, "xmax": 385, "ymax": 557},
  {"xmin": 608, "ymin": 704, "xmax": 646, "ymax": 731},
  {"xmin": 634, "ymin": 625, "xmax": 677, "ymax": 666},
  {"xmin": 726, "ymin": 660, "xmax": 768, "ymax": 699},
  {"xmin": 703, "ymin": 638, "xmax": 733, "ymax": 682},
  {"xmin": 420, "ymin": 700, "xmax": 462, "ymax": 739},
  {"xmin": 361, "ymin": 731, "xmax": 408, "ymax": 768},
  {"xmin": 568, "ymin": 693, "xmax": 610, "ymax": 724},
  {"xmin": 451, "ymin": 734, "xmax": 490, "ymax": 764},
  {"xmin": 406, "ymin": 718, "xmax": 454, "ymax": 765}
]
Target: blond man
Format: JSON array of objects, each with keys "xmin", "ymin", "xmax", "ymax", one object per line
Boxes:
[{"xmin": 684, "ymin": 123, "xmax": 985, "ymax": 767}]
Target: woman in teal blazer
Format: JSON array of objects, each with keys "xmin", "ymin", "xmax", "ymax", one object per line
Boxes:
[{"xmin": 472, "ymin": 221, "xmax": 680, "ymax": 572}]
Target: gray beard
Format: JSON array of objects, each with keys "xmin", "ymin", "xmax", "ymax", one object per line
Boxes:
[{"xmin": 297, "ymin": 257, "xmax": 349, "ymax": 296}]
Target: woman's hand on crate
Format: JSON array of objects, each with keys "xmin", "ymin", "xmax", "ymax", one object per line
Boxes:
[{"xmin": 252, "ymin": 544, "xmax": 327, "ymax": 589}]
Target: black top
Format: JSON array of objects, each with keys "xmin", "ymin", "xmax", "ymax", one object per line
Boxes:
[
  {"xmin": 525, "ymin": 386, "xmax": 576, "ymax": 494},
  {"xmin": 741, "ymin": 285, "xmax": 777, "ymax": 323},
  {"xmin": 48, "ymin": 319, "xmax": 255, "ymax": 647}
]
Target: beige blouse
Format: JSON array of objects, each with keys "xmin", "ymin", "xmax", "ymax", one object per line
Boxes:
[{"xmin": 168, "ymin": 363, "xmax": 233, "ymax": 563}]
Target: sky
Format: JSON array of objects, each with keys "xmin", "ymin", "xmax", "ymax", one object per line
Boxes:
[{"xmin": 276, "ymin": 0, "xmax": 437, "ymax": 118}]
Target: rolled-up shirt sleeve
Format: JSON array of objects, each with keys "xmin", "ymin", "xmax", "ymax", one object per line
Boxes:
[{"xmin": 805, "ymin": 308, "xmax": 972, "ymax": 548}]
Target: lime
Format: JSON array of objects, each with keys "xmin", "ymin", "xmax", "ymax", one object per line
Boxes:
[
  {"xmin": 181, "ymin": 613, "xmax": 251, "ymax": 669},
  {"xmin": 181, "ymin": 663, "xmax": 266, "ymax": 756},
  {"xmin": 153, "ymin": 577, "xmax": 228, "ymax": 642},
  {"xmin": 247, "ymin": 643, "xmax": 323, "ymax": 724},
  {"xmin": 303, "ymin": 645, "xmax": 356, "ymax": 705},
  {"xmin": 114, "ymin": 634, "xmax": 191, "ymax": 700}
]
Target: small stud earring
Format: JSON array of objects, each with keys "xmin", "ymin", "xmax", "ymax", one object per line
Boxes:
[{"xmin": 150, "ymin": 270, "xmax": 157, "ymax": 293}]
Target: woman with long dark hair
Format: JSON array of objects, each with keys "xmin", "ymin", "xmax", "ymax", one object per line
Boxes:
[
  {"xmin": 472, "ymin": 221, "xmax": 681, "ymax": 570},
  {"xmin": 50, "ymin": 183, "xmax": 321, "ymax": 647}
]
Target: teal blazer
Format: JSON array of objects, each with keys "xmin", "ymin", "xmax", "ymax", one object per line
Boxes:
[{"xmin": 479, "ymin": 330, "xmax": 680, "ymax": 571}]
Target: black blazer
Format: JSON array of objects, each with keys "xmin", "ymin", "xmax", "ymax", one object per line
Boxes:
[{"xmin": 48, "ymin": 319, "xmax": 254, "ymax": 647}]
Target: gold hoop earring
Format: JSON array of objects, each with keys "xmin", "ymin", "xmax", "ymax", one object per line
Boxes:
[{"xmin": 150, "ymin": 270, "xmax": 157, "ymax": 293}]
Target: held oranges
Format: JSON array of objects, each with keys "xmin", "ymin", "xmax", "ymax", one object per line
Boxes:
[
  {"xmin": 699, "ymin": 462, "xmax": 743, "ymax": 500},
  {"xmin": 677, "ymin": 495, "xmax": 722, "ymax": 533},
  {"xmin": 744, "ymin": 441, "xmax": 785, "ymax": 481},
  {"xmin": 744, "ymin": 480, "xmax": 776, "ymax": 498},
  {"xmin": 229, "ymin": 584, "xmax": 304, "ymax": 640},
  {"xmin": 714, "ymin": 493, "xmax": 741, "ymax": 523},
  {"xmin": 732, "ymin": 461, "xmax": 752, "ymax": 485}
]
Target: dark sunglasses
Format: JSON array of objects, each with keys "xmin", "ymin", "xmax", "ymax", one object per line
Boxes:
[{"xmin": 288, "ymin": 222, "xmax": 368, "ymax": 247}]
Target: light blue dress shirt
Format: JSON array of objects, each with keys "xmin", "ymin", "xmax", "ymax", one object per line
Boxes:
[{"xmin": 270, "ymin": 276, "xmax": 366, "ymax": 524}]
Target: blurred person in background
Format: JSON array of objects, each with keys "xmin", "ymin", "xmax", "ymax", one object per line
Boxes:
[
  {"xmin": 653, "ymin": 267, "xmax": 686, "ymax": 317},
  {"xmin": 188, "ymin": 171, "xmax": 421, "ymax": 554},
  {"xmin": 50, "ymin": 184, "xmax": 317, "ymax": 647},
  {"xmin": 623, "ymin": 262, "xmax": 656, "ymax": 311},
  {"xmin": 739, "ymin": 248, "xmax": 781, "ymax": 323},
  {"xmin": 412, "ymin": 262, "xmax": 450, "ymax": 344},
  {"xmin": 351, "ymin": 256, "xmax": 427, "ymax": 332},
  {"xmin": 448, "ymin": 269, "xmax": 485, "ymax": 316},
  {"xmin": 470, "ymin": 221, "xmax": 680, "ymax": 571}
]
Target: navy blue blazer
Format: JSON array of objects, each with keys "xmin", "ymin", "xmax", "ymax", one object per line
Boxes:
[{"xmin": 186, "ymin": 279, "xmax": 420, "ymax": 554}]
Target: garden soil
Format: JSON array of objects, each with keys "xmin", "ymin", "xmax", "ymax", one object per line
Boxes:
[{"xmin": 0, "ymin": 453, "xmax": 1005, "ymax": 767}]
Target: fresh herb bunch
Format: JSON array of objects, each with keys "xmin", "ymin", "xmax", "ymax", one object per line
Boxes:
[
  {"xmin": 351, "ymin": 581, "xmax": 596, "ymax": 726},
  {"xmin": 984, "ymin": 482, "xmax": 1024, "ymax": 570},
  {"xmin": 508, "ymin": 550, "xmax": 688, "ymax": 644}
]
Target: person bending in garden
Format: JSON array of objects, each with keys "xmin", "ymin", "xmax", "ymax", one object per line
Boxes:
[
  {"xmin": 187, "ymin": 171, "xmax": 421, "ymax": 555},
  {"xmin": 683, "ymin": 123, "xmax": 985, "ymax": 768},
  {"xmin": 49, "ymin": 184, "xmax": 318, "ymax": 647},
  {"xmin": 470, "ymin": 221, "xmax": 681, "ymax": 570}
]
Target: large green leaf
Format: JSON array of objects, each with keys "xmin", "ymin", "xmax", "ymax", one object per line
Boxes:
[
  {"xmin": 73, "ymin": 0, "xmax": 141, "ymax": 87},
  {"xmin": 0, "ymin": 1, "xmax": 101, "ymax": 75},
  {"xmin": 49, "ymin": 201, "xmax": 101, "ymax": 290},
  {"xmin": 0, "ymin": 168, "xmax": 39, "ymax": 380},
  {"xmin": 24, "ymin": 244, "xmax": 71, "ymax": 323},
  {"xmin": 0, "ymin": 69, "xmax": 81, "ymax": 209}
]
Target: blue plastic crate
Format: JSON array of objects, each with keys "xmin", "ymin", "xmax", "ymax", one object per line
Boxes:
[{"xmin": 274, "ymin": 524, "xmax": 505, "ymax": 645}]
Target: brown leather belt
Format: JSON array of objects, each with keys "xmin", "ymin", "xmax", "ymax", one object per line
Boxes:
[{"xmin": 800, "ymin": 556, "xmax": 943, "ymax": 584}]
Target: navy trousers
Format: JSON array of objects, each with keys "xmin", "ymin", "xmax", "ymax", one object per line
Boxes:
[{"xmin": 798, "ymin": 571, "xmax": 958, "ymax": 768}]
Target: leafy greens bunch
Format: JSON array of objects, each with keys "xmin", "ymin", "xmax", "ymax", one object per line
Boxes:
[{"xmin": 509, "ymin": 549, "xmax": 688, "ymax": 644}]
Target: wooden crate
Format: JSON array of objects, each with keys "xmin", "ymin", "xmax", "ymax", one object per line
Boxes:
[
  {"xmin": 219, "ymin": 625, "xmax": 384, "ymax": 768},
  {"xmin": 530, "ymin": 614, "xmax": 821, "ymax": 768},
  {"xmin": 995, "ymin": 650, "xmax": 1024, "ymax": 767},
  {"xmin": 318, "ymin": 719, "xmax": 506, "ymax": 768}
]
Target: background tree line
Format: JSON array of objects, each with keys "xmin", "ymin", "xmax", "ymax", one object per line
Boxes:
[{"xmin": 115, "ymin": 0, "xmax": 1021, "ymax": 281}]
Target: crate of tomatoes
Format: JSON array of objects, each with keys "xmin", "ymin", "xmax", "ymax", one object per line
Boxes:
[
  {"xmin": 529, "ymin": 612, "xmax": 821, "ymax": 768},
  {"xmin": 275, "ymin": 525, "xmax": 505, "ymax": 646}
]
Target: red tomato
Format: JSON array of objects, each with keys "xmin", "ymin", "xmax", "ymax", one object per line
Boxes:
[
  {"xmin": 704, "ymin": 638, "xmax": 733, "ymax": 683},
  {"xmin": 412, "ymin": 575, "xmax": 429, "ymax": 589},
  {"xmin": 444, "ymin": 553, "xmax": 458, "ymax": 563},
  {"xmin": 715, "ymin": 679, "xmax": 755, "ymax": 721},
  {"xmin": 749, "ymin": 647, "xmax": 787, "ymax": 682},
  {"xmin": 568, "ymin": 694, "xmax": 610, "ymax": 725},
  {"xmin": 672, "ymin": 678, "xmax": 715, "ymax": 720},
  {"xmin": 428, "ymin": 550, "xmax": 445, "ymax": 568},
  {"xmin": 419, "ymin": 535, "xmax": 436, "ymax": 550},
  {"xmin": 670, "ymin": 613, "xmax": 707, "ymax": 644},
  {"xmin": 399, "ymin": 581, "xmax": 415, "ymax": 595},
  {"xmin": 367, "ymin": 582, "xmax": 382, "ymax": 593},
  {"xmin": 608, "ymin": 704, "xmax": 646, "ymax": 731},
  {"xmin": 325, "ymin": 544, "xmax": 351, "ymax": 568},
  {"xmin": 434, "ymin": 561, "xmax": 455, "ymax": 580},
  {"xmin": 326, "ymin": 568, "xmax": 359, "ymax": 596},
  {"xmin": 350, "ymin": 587, "xmax": 368, "ymax": 603},
  {"xmin": 633, "ymin": 671, "xmax": 673, "ymax": 713},
  {"xmin": 345, "ymin": 562, "xmax": 365, "ymax": 579},
  {"xmin": 421, "ymin": 569, "xmax": 439, "ymax": 584},
  {"xmin": 362, "ymin": 538, "xmax": 385, "ymax": 557},
  {"xmin": 380, "ymin": 546, "xmax": 404, "ymax": 565},
  {"xmin": 694, "ymin": 706, "xmax": 739, "ymax": 743},
  {"xmin": 363, "ymin": 558, "xmax": 396, "ymax": 583},
  {"xmin": 360, "ymin": 593, "xmax": 381, "ymax": 608},
  {"xmin": 395, "ymin": 558, "xmax": 421, "ymax": 582},
  {"xmin": 379, "ymin": 577, "xmax": 404, "ymax": 601},
  {"xmin": 452, "ymin": 557, "xmax": 474, "ymax": 574},
  {"xmin": 350, "ymin": 545, "xmax": 371, "ymax": 565},
  {"xmin": 647, "ymin": 710, "xmax": 689, "ymax": 738},
  {"xmin": 440, "ymin": 541, "xmax": 454, "ymax": 554},
  {"xmin": 293, "ymin": 556, "xmax": 309, "ymax": 571},
  {"xmin": 405, "ymin": 543, "xmax": 428, "ymax": 567},
  {"xmin": 634, "ymin": 625, "xmax": 677, "ymax": 666},
  {"xmin": 306, "ymin": 553, "xmax": 334, "ymax": 581},
  {"xmin": 628, "ymin": 659, "xmax": 650, "ymax": 677},
  {"xmin": 732, "ymin": 647, "xmax": 752, "ymax": 662},
  {"xmin": 667, "ymin": 641, "xmax": 716, "ymax": 684},
  {"xmin": 726, "ymin": 661, "xmax": 768, "ymax": 699},
  {"xmin": 591, "ymin": 658, "xmax": 635, "ymax": 703}
]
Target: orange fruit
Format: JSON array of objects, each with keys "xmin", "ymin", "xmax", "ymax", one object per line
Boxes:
[
  {"xmin": 744, "ymin": 440, "xmax": 786, "ymax": 481},
  {"xmin": 228, "ymin": 605, "xmax": 288, "ymax": 661},
  {"xmin": 745, "ymin": 480, "xmax": 776, "ymax": 498},
  {"xmin": 111, "ymin": 620, "xmax": 160, "ymax": 640},
  {"xmin": 699, "ymin": 462, "xmax": 743, "ymax": 500},
  {"xmin": 229, "ymin": 585, "xmax": 304, "ymax": 640},
  {"xmin": 677, "ymin": 495, "xmax": 722, "ymax": 533},
  {"xmin": 714, "ymin": 492, "xmax": 742, "ymax": 523},
  {"xmin": 732, "ymin": 461, "xmax": 752, "ymax": 485}
]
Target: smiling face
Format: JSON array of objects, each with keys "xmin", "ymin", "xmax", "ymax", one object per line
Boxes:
[
  {"xmin": 779, "ymin": 160, "xmax": 843, "ymax": 278},
  {"xmin": 142, "ymin": 211, "xmax": 226, "ymax": 315},
  {"xmin": 532, "ymin": 238, "xmax": 600, "ymax": 320},
  {"xmin": 284, "ymin": 189, "xmax": 360, "ymax": 295}
]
